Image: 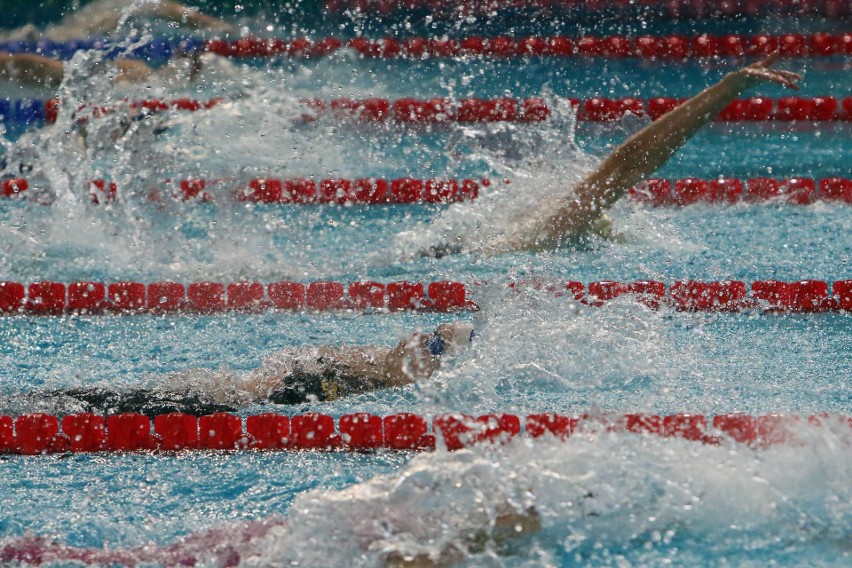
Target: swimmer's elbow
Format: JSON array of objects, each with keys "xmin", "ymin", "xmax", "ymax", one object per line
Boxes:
[{"xmin": 601, "ymin": 144, "xmax": 652, "ymax": 188}]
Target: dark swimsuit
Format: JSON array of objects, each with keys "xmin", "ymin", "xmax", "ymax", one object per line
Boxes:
[
  {"xmin": 35, "ymin": 332, "xmax": 473, "ymax": 417},
  {"xmin": 41, "ymin": 366, "xmax": 387, "ymax": 417}
]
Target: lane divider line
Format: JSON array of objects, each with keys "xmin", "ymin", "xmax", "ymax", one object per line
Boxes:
[
  {"xmin": 0, "ymin": 279, "xmax": 850, "ymax": 315},
  {"xmin": 4, "ymin": 32, "xmax": 848, "ymax": 63},
  {"xmin": 206, "ymin": 32, "xmax": 852, "ymax": 59},
  {"xmin": 4, "ymin": 176, "xmax": 851, "ymax": 206},
  {"xmin": 3, "ymin": 95, "xmax": 849, "ymax": 129},
  {"xmin": 2, "ymin": 412, "xmax": 848, "ymax": 455},
  {"xmin": 322, "ymin": 1, "xmax": 852, "ymax": 19}
]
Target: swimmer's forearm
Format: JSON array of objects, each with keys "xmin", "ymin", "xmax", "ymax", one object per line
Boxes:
[
  {"xmin": 541, "ymin": 69, "xmax": 770, "ymax": 243},
  {"xmin": 0, "ymin": 53, "xmax": 64, "ymax": 86},
  {"xmin": 151, "ymin": 2, "xmax": 233, "ymax": 31},
  {"xmin": 113, "ymin": 59, "xmax": 153, "ymax": 83},
  {"xmin": 381, "ymin": 343, "xmax": 420, "ymax": 387},
  {"xmin": 578, "ymin": 72, "xmax": 746, "ymax": 210}
]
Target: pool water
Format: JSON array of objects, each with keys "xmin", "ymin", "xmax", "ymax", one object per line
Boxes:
[{"xmin": 0, "ymin": 3, "xmax": 850, "ymax": 566}]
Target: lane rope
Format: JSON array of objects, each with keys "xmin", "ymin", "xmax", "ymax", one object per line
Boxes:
[
  {"xmin": 4, "ymin": 32, "xmax": 848, "ymax": 62},
  {"xmin": 2, "ymin": 412, "xmax": 848, "ymax": 454},
  {"xmin": 205, "ymin": 32, "xmax": 852, "ymax": 59},
  {"xmin": 4, "ymin": 176, "xmax": 851, "ymax": 206},
  {"xmin": 0, "ymin": 279, "xmax": 850, "ymax": 315},
  {"xmin": 322, "ymin": 1, "xmax": 852, "ymax": 19},
  {"xmin": 9, "ymin": 95, "xmax": 850, "ymax": 129}
]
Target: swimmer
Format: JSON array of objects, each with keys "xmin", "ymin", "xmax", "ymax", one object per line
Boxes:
[
  {"xmin": 0, "ymin": 448, "xmax": 541, "ymax": 568},
  {"xmin": 16, "ymin": 322, "xmax": 476, "ymax": 417},
  {"xmin": 422, "ymin": 54, "xmax": 802, "ymax": 257},
  {"xmin": 0, "ymin": 0, "xmax": 234, "ymax": 88},
  {"xmin": 2, "ymin": 0, "xmax": 235, "ymax": 43},
  {"xmin": 0, "ymin": 50, "xmax": 207, "ymax": 88},
  {"xmin": 0, "ymin": 50, "xmax": 216, "ymax": 176},
  {"xmin": 0, "ymin": 507, "xmax": 538, "ymax": 568}
]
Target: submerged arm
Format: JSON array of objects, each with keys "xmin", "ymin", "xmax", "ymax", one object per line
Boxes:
[{"xmin": 538, "ymin": 55, "xmax": 801, "ymax": 247}]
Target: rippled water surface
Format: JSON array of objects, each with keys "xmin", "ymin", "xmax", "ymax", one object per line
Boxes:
[{"xmin": 0, "ymin": 2, "xmax": 850, "ymax": 566}]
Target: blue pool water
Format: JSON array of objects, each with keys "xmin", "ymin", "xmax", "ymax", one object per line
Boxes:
[{"xmin": 0, "ymin": 3, "xmax": 850, "ymax": 566}]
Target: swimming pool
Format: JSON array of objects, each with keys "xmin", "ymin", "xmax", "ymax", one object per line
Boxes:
[{"xmin": 0, "ymin": 2, "xmax": 850, "ymax": 566}]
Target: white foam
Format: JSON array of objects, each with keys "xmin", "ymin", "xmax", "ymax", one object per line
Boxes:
[
  {"xmin": 391, "ymin": 97, "xmax": 603, "ymax": 259},
  {"xmin": 244, "ymin": 423, "xmax": 851, "ymax": 566},
  {"xmin": 411, "ymin": 283, "xmax": 701, "ymax": 414}
]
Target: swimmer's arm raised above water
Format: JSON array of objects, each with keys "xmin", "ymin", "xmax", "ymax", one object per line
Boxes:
[
  {"xmin": 0, "ymin": 52, "xmax": 155, "ymax": 87},
  {"xmin": 539, "ymin": 55, "xmax": 802, "ymax": 248}
]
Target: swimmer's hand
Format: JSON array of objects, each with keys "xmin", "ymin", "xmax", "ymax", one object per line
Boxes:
[{"xmin": 730, "ymin": 53, "xmax": 802, "ymax": 91}]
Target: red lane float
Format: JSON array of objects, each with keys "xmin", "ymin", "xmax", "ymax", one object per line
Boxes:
[
  {"xmin": 0, "ymin": 279, "xmax": 850, "ymax": 315},
  {"xmin": 234, "ymin": 177, "xmax": 481, "ymax": 204},
  {"xmin": 6, "ymin": 176, "xmax": 850, "ymax": 207},
  {"xmin": 2, "ymin": 176, "xmax": 483, "ymax": 205},
  {"xmin": 630, "ymin": 177, "xmax": 852, "ymax": 205},
  {"xmin": 42, "ymin": 95, "xmax": 852, "ymax": 126},
  {"xmin": 1, "ymin": 412, "xmax": 847, "ymax": 454},
  {"xmin": 0, "ymin": 280, "xmax": 473, "ymax": 314},
  {"xmin": 203, "ymin": 32, "xmax": 852, "ymax": 59},
  {"xmin": 293, "ymin": 94, "xmax": 852, "ymax": 122},
  {"xmin": 323, "ymin": 1, "xmax": 852, "ymax": 19}
]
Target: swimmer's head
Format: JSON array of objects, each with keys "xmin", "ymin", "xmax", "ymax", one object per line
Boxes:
[{"xmin": 433, "ymin": 322, "xmax": 476, "ymax": 355}]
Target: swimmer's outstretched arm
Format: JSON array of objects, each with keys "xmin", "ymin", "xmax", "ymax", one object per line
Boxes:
[
  {"xmin": 539, "ymin": 55, "xmax": 802, "ymax": 248},
  {"xmin": 79, "ymin": 2, "xmax": 235, "ymax": 36},
  {"xmin": 0, "ymin": 52, "xmax": 64, "ymax": 87},
  {"xmin": 145, "ymin": 2, "xmax": 236, "ymax": 33},
  {"xmin": 0, "ymin": 52, "xmax": 156, "ymax": 88}
]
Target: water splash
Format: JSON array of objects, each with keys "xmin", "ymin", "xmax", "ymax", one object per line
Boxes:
[
  {"xmin": 251, "ymin": 425, "xmax": 850, "ymax": 566},
  {"xmin": 0, "ymin": 419, "xmax": 847, "ymax": 567},
  {"xmin": 391, "ymin": 96, "xmax": 601, "ymax": 260},
  {"xmin": 414, "ymin": 282, "xmax": 702, "ymax": 414}
]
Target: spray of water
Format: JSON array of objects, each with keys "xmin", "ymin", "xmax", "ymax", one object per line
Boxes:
[
  {"xmin": 2, "ymin": 424, "xmax": 846, "ymax": 567},
  {"xmin": 409, "ymin": 282, "xmax": 699, "ymax": 415},
  {"xmin": 251, "ymin": 426, "xmax": 849, "ymax": 567},
  {"xmin": 389, "ymin": 96, "xmax": 596, "ymax": 260},
  {"xmin": 1, "ymin": 7, "xmax": 844, "ymax": 567}
]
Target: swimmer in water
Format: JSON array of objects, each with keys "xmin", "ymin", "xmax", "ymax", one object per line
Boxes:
[
  {"xmin": 0, "ymin": 50, "xmax": 207, "ymax": 88},
  {"xmin": 0, "ymin": 447, "xmax": 541, "ymax": 568},
  {"xmin": 2, "ymin": 422, "xmax": 535, "ymax": 568},
  {"xmin": 421, "ymin": 54, "xmax": 802, "ymax": 258},
  {"xmin": 0, "ymin": 0, "xmax": 234, "ymax": 88},
  {"xmin": 1, "ymin": 0, "xmax": 235, "ymax": 43},
  {"xmin": 15, "ymin": 322, "xmax": 476, "ymax": 417},
  {"xmin": 0, "ymin": 50, "xmax": 223, "ymax": 175}
]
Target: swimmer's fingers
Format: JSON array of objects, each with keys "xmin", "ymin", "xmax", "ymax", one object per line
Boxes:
[
  {"xmin": 746, "ymin": 52, "xmax": 802, "ymax": 89},
  {"xmin": 755, "ymin": 52, "xmax": 781, "ymax": 69},
  {"xmin": 206, "ymin": 21, "xmax": 238, "ymax": 34},
  {"xmin": 742, "ymin": 67, "xmax": 801, "ymax": 90},
  {"xmin": 190, "ymin": 11, "xmax": 238, "ymax": 33},
  {"xmin": 771, "ymin": 69, "xmax": 803, "ymax": 82}
]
